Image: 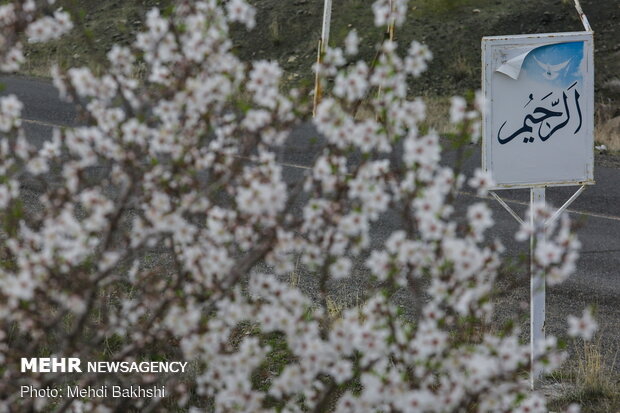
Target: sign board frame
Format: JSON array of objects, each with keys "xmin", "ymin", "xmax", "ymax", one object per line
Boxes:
[
  {"xmin": 482, "ymin": 31, "xmax": 595, "ymax": 190},
  {"xmin": 481, "ymin": 29, "xmax": 595, "ymax": 390}
]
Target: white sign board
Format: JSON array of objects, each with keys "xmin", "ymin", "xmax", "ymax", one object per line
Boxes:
[{"xmin": 482, "ymin": 32, "xmax": 594, "ymax": 188}]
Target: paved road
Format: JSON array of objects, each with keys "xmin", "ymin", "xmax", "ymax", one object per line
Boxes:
[{"xmin": 3, "ymin": 75, "xmax": 620, "ymax": 357}]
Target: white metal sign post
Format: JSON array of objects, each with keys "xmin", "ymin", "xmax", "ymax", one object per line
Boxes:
[
  {"xmin": 482, "ymin": 15, "xmax": 594, "ymax": 388},
  {"xmin": 313, "ymin": 0, "xmax": 332, "ymax": 116},
  {"xmin": 321, "ymin": 0, "xmax": 332, "ymax": 49},
  {"xmin": 314, "ymin": 0, "xmax": 396, "ymax": 114},
  {"xmin": 530, "ymin": 187, "xmax": 545, "ymax": 388}
]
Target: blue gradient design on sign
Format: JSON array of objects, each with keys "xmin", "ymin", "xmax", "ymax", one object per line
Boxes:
[{"xmin": 521, "ymin": 42, "xmax": 584, "ymax": 88}]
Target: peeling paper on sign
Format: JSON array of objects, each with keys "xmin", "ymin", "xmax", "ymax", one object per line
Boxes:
[{"xmin": 496, "ymin": 43, "xmax": 558, "ymax": 80}]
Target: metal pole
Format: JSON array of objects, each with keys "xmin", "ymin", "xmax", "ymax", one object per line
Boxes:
[
  {"xmin": 321, "ymin": 0, "xmax": 332, "ymax": 47},
  {"xmin": 573, "ymin": 0, "xmax": 592, "ymax": 32},
  {"xmin": 313, "ymin": 38, "xmax": 323, "ymax": 117},
  {"xmin": 545, "ymin": 184, "xmax": 586, "ymax": 229},
  {"xmin": 388, "ymin": 0, "xmax": 395, "ymax": 42},
  {"xmin": 492, "ymin": 185, "xmax": 586, "ymax": 388},
  {"xmin": 490, "ymin": 191, "xmax": 525, "ymax": 226},
  {"xmin": 376, "ymin": 0, "xmax": 395, "ymax": 109},
  {"xmin": 530, "ymin": 187, "xmax": 546, "ymax": 389},
  {"xmin": 313, "ymin": 0, "xmax": 332, "ymax": 116}
]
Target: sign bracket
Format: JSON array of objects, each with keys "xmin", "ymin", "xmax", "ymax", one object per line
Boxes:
[
  {"xmin": 529, "ymin": 187, "xmax": 546, "ymax": 390},
  {"xmin": 546, "ymin": 184, "xmax": 586, "ymax": 228},
  {"xmin": 490, "ymin": 191, "xmax": 525, "ymax": 226},
  {"xmin": 573, "ymin": 0, "xmax": 592, "ymax": 32}
]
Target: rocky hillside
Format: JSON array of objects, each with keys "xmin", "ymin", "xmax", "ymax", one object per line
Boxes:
[
  {"xmin": 22, "ymin": 0, "xmax": 620, "ymax": 149},
  {"xmin": 237, "ymin": 0, "xmax": 619, "ymax": 99}
]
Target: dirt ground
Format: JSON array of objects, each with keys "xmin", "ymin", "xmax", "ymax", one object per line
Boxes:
[
  {"xmin": 35, "ymin": 0, "xmax": 618, "ymax": 148},
  {"xmin": 236, "ymin": 0, "xmax": 620, "ymax": 99},
  {"xmin": 25, "ymin": 0, "xmax": 620, "ymax": 100}
]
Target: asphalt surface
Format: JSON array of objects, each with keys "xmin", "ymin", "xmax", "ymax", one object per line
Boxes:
[{"xmin": 2, "ymin": 75, "xmax": 619, "ymax": 365}]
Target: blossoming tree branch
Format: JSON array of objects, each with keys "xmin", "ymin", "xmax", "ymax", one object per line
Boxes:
[{"xmin": 0, "ymin": 0, "xmax": 596, "ymax": 411}]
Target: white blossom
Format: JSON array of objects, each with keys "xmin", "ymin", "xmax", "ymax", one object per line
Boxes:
[
  {"xmin": 568, "ymin": 307, "xmax": 598, "ymax": 341},
  {"xmin": 468, "ymin": 168, "xmax": 495, "ymax": 196},
  {"xmin": 344, "ymin": 30, "xmax": 359, "ymax": 56},
  {"xmin": 0, "ymin": 1, "xmax": 589, "ymax": 411}
]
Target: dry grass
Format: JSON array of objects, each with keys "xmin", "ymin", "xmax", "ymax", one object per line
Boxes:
[
  {"xmin": 325, "ymin": 296, "xmax": 344, "ymax": 319},
  {"xmin": 288, "ymin": 258, "xmax": 301, "ymax": 289},
  {"xmin": 326, "ymin": 291, "xmax": 364, "ymax": 321},
  {"xmin": 595, "ymin": 100, "xmax": 620, "ymax": 151},
  {"xmin": 286, "ymin": 258, "xmax": 360, "ymax": 322},
  {"xmin": 423, "ymin": 95, "xmax": 455, "ymax": 135},
  {"xmin": 575, "ymin": 340, "xmax": 617, "ymax": 391},
  {"xmin": 547, "ymin": 337, "xmax": 620, "ymax": 413},
  {"xmin": 450, "ymin": 54, "xmax": 475, "ymax": 83}
]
